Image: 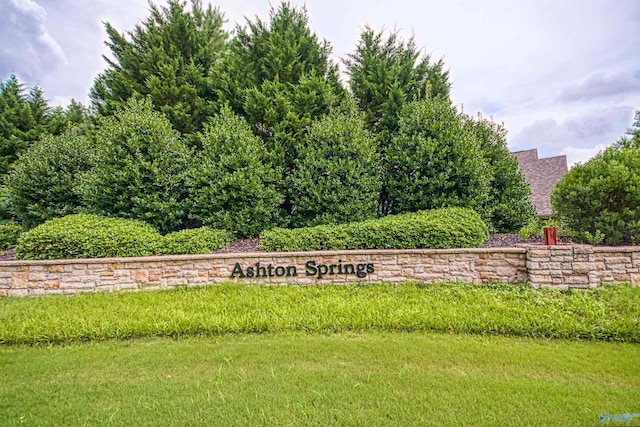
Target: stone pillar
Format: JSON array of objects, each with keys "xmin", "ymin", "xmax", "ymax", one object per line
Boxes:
[{"xmin": 525, "ymin": 245, "xmax": 598, "ymax": 289}]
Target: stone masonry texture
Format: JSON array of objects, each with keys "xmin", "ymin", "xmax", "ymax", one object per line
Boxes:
[{"xmin": 0, "ymin": 246, "xmax": 638, "ymax": 297}]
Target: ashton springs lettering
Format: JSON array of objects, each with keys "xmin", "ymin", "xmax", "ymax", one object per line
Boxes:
[{"xmin": 230, "ymin": 260, "xmax": 375, "ymax": 279}]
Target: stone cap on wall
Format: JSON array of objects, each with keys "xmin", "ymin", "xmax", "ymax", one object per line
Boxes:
[{"xmin": 0, "ymin": 247, "xmax": 529, "ymax": 266}]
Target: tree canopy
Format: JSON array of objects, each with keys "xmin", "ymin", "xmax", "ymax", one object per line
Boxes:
[
  {"xmin": 90, "ymin": 0, "xmax": 228, "ymax": 137},
  {"xmin": 0, "ymin": 74, "xmax": 89, "ymax": 178},
  {"xmin": 344, "ymin": 27, "xmax": 450, "ymax": 146},
  {"xmin": 2, "ymin": 1, "xmax": 538, "ymax": 235}
]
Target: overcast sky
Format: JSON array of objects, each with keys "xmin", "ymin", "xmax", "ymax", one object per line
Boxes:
[{"xmin": 1, "ymin": 0, "xmax": 638, "ymax": 165}]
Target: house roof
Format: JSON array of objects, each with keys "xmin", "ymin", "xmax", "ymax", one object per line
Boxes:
[{"xmin": 512, "ymin": 149, "xmax": 568, "ymax": 217}]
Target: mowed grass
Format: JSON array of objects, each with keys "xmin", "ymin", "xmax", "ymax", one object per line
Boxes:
[
  {"xmin": 1, "ymin": 333, "xmax": 638, "ymax": 426},
  {"xmin": 0, "ymin": 283, "xmax": 638, "ymax": 344}
]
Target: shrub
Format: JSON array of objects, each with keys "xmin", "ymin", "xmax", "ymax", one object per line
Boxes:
[
  {"xmin": 517, "ymin": 217, "xmax": 542, "ymax": 240},
  {"xmin": 5, "ymin": 130, "xmax": 94, "ymax": 228},
  {"xmin": 259, "ymin": 207, "xmax": 489, "ymax": 251},
  {"xmin": 384, "ymin": 98, "xmax": 491, "ymax": 218},
  {"xmin": 77, "ymin": 98, "xmax": 191, "ymax": 233},
  {"xmin": 158, "ymin": 227, "xmax": 233, "ymax": 255},
  {"xmin": 15, "ymin": 214, "xmax": 161, "ymax": 260},
  {"xmin": 289, "ymin": 103, "xmax": 380, "ymax": 228},
  {"xmin": 186, "ymin": 107, "xmax": 283, "ymax": 237},
  {"xmin": 464, "ymin": 116, "xmax": 536, "ymax": 232},
  {"xmin": 0, "ymin": 223, "xmax": 23, "ymax": 251},
  {"xmin": 551, "ymin": 146, "xmax": 640, "ymax": 245}
]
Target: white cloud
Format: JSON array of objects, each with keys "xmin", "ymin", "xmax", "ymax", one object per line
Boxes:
[
  {"xmin": 0, "ymin": 0, "xmax": 67, "ymax": 81},
  {"xmin": 510, "ymin": 106, "xmax": 634, "ymax": 157},
  {"xmin": 558, "ymin": 72, "xmax": 640, "ymax": 103}
]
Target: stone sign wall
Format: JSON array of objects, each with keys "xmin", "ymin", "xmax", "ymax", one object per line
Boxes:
[{"xmin": 0, "ymin": 245, "xmax": 638, "ymax": 297}]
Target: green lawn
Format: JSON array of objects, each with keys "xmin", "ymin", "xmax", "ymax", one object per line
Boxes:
[
  {"xmin": 1, "ymin": 283, "xmax": 639, "ymax": 425},
  {"xmin": 1, "ymin": 283, "xmax": 639, "ymax": 344},
  {"xmin": 1, "ymin": 333, "xmax": 638, "ymax": 426}
]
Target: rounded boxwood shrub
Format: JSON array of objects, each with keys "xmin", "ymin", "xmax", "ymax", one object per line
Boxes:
[
  {"xmin": 158, "ymin": 227, "xmax": 233, "ymax": 255},
  {"xmin": 5, "ymin": 130, "xmax": 95, "ymax": 228},
  {"xmin": 289, "ymin": 104, "xmax": 380, "ymax": 228},
  {"xmin": 77, "ymin": 98, "xmax": 191, "ymax": 233},
  {"xmin": 0, "ymin": 223, "xmax": 23, "ymax": 251},
  {"xmin": 15, "ymin": 214, "xmax": 162, "ymax": 260},
  {"xmin": 551, "ymin": 146, "xmax": 640, "ymax": 245},
  {"xmin": 259, "ymin": 207, "xmax": 489, "ymax": 251},
  {"xmin": 186, "ymin": 107, "xmax": 283, "ymax": 238}
]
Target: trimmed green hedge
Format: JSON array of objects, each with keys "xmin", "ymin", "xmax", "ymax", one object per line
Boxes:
[
  {"xmin": 15, "ymin": 214, "xmax": 161, "ymax": 260},
  {"xmin": 158, "ymin": 227, "xmax": 233, "ymax": 255},
  {"xmin": 259, "ymin": 207, "xmax": 489, "ymax": 251}
]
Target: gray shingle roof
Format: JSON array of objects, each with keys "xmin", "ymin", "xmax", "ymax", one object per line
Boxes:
[{"xmin": 513, "ymin": 149, "xmax": 568, "ymax": 217}]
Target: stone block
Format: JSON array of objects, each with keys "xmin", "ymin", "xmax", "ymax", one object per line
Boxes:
[
  {"xmin": 564, "ymin": 275, "xmax": 589, "ymax": 285},
  {"xmin": 44, "ymin": 281, "xmax": 59, "ymax": 290},
  {"xmin": 28, "ymin": 272, "xmax": 49, "ymax": 282},
  {"xmin": 131, "ymin": 270, "xmax": 148, "ymax": 283},
  {"xmin": 12, "ymin": 272, "xmax": 28, "ymax": 289},
  {"xmin": 496, "ymin": 267, "xmax": 516, "ymax": 277},
  {"xmin": 528, "ymin": 274, "xmax": 552, "ymax": 285},
  {"xmin": 605, "ymin": 256, "xmax": 633, "ymax": 266},
  {"xmin": 613, "ymin": 274, "xmax": 631, "ymax": 282},
  {"xmin": 48, "ymin": 265, "xmax": 65, "ymax": 273}
]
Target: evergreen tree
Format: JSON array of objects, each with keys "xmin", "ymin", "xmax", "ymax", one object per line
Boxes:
[
  {"xmin": 0, "ymin": 75, "xmax": 39, "ymax": 176},
  {"xmin": 90, "ymin": 0, "xmax": 228, "ymax": 137},
  {"xmin": 48, "ymin": 100, "xmax": 92, "ymax": 135},
  {"xmin": 344, "ymin": 27, "xmax": 450, "ymax": 147},
  {"xmin": 187, "ymin": 107, "xmax": 283, "ymax": 237},
  {"xmin": 215, "ymin": 2, "xmax": 345, "ymax": 218},
  {"xmin": 344, "ymin": 28, "xmax": 450, "ymax": 213},
  {"xmin": 6, "ymin": 130, "xmax": 95, "ymax": 228}
]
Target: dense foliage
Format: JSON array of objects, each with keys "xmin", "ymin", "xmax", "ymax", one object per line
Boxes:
[
  {"xmin": 289, "ymin": 104, "xmax": 380, "ymax": 227},
  {"xmin": 90, "ymin": 0, "xmax": 228, "ymax": 137},
  {"xmin": 1, "ymin": 1, "xmax": 537, "ymax": 239},
  {"xmin": 5, "ymin": 130, "xmax": 94, "ymax": 228},
  {"xmin": 15, "ymin": 214, "xmax": 161, "ymax": 260},
  {"xmin": 78, "ymin": 98, "xmax": 191, "ymax": 233},
  {"xmin": 0, "ymin": 75, "xmax": 89, "ymax": 178},
  {"xmin": 0, "ymin": 223, "xmax": 22, "ymax": 250},
  {"xmin": 187, "ymin": 108, "xmax": 283, "ymax": 237},
  {"xmin": 344, "ymin": 27, "xmax": 450, "ymax": 147},
  {"xmin": 259, "ymin": 207, "xmax": 489, "ymax": 252},
  {"xmin": 551, "ymin": 145, "xmax": 640, "ymax": 245},
  {"xmin": 158, "ymin": 227, "xmax": 232, "ymax": 255},
  {"xmin": 385, "ymin": 98, "xmax": 490, "ymax": 216},
  {"xmin": 215, "ymin": 2, "xmax": 345, "ymax": 215},
  {"xmin": 465, "ymin": 116, "xmax": 536, "ymax": 232}
]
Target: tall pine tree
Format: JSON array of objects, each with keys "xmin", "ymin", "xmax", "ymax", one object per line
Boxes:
[
  {"xmin": 0, "ymin": 75, "xmax": 53, "ymax": 177},
  {"xmin": 344, "ymin": 27, "xmax": 450, "ymax": 148},
  {"xmin": 90, "ymin": 0, "xmax": 228, "ymax": 137},
  {"xmin": 214, "ymin": 2, "xmax": 345, "ymax": 219}
]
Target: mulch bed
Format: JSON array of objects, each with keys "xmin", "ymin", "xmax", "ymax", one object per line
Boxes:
[{"xmin": 0, "ymin": 234, "xmax": 571, "ymax": 262}]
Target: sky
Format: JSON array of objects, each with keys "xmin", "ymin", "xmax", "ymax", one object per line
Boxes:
[{"xmin": 1, "ymin": 0, "xmax": 639, "ymax": 166}]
